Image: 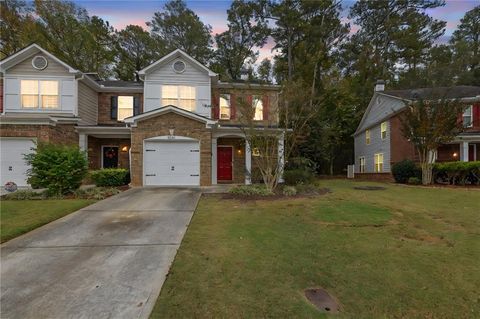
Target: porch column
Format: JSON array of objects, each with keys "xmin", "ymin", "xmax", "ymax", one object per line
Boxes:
[
  {"xmin": 79, "ymin": 133, "xmax": 88, "ymax": 154},
  {"xmin": 278, "ymin": 132, "xmax": 285, "ymax": 183},
  {"xmin": 460, "ymin": 141, "xmax": 469, "ymax": 162},
  {"xmin": 245, "ymin": 140, "xmax": 252, "ymax": 185},
  {"xmin": 211, "ymin": 138, "xmax": 217, "ymax": 184}
]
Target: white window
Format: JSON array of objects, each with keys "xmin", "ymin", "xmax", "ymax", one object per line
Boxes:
[
  {"xmin": 21, "ymin": 80, "xmax": 58, "ymax": 109},
  {"xmin": 220, "ymin": 94, "xmax": 231, "ymax": 120},
  {"xmin": 463, "ymin": 105, "xmax": 473, "ymax": 128},
  {"xmin": 359, "ymin": 157, "xmax": 365, "ymax": 173},
  {"xmin": 118, "ymin": 96, "xmax": 134, "ymax": 121},
  {"xmin": 365, "ymin": 129, "xmax": 371, "ymax": 145},
  {"xmin": 381, "ymin": 122, "xmax": 387, "ymax": 139},
  {"xmin": 374, "ymin": 153, "xmax": 384, "ymax": 172},
  {"xmin": 253, "ymin": 96, "xmax": 263, "ymax": 121},
  {"xmin": 162, "ymin": 85, "xmax": 196, "ymax": 112}
]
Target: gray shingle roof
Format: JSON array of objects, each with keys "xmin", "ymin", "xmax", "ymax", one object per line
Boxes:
[
  {"xmin": 383, "ymin": 86, "xmax": 480, "ymax": 100},
  {"xmin": 97, "ymin": 80, "xmax": 144, "ymax": 88}
]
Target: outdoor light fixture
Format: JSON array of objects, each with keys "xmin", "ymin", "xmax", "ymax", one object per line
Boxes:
[
  {"xmin": 121, "ymin": 146, "xmax": 129, "ymax": 152},
  {"xmin": 453, "ymin": 152, "xmax": 458, "ymax": 158},
  {"xmin": 237, "ymin": 148, "xmax": 242, "ymax": 155}
]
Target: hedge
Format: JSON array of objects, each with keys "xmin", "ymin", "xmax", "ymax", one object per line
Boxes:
[
  {"xmin": 391, "ymin": 160, "xmax": 421, "ymax": 183},
  {"xmin": 433, "ymin": 161, "xmax": 480, "ymax": 185},
  {"xmin": 90, "ymin": 169, "xmax": 130, "ymax": 187}
]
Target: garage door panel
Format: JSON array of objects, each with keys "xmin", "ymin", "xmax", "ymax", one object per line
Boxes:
[{"xmin": 1, "ymin": 138, "xmax": 36, "ymax": 187}]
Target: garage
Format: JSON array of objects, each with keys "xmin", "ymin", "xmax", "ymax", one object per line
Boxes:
[
  {"xmin": 0, "ymin": 138, "xmax": 36, "ymax": 187},
  {"xmin": 143, "ymin": 138, "xmax": 200, "ymax": 186}
]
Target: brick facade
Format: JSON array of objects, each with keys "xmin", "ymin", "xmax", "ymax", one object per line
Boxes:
[
  {"xmin": 98, "ymin": 92, "xmax": 143, "ymax": 126},
  {"xmin": 0, "ymin": 124, "xmax": 77, "ymax": 145},
  {"xmin": 130, "ymin": 112, "xmax": 212, "ymax": 186},
  {"xmin": 87, "ymin": 137, "xmax": 131, "ymax": 170},
  {"xmin": 389, "ymin": 114, "xmax": 417, "ymax": 165}
]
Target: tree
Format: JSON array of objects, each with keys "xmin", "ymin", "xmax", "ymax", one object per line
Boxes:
[
  {"xmin": 115, "ymin": 25, "xmax": 163, "ymax": 81},
  {"xmin": 257, "ymin": 58, "xmax": 273, "ymax": 83},
  {"xmin": 213, "ymin": 0, "xmax": 269, "ymax": 80},
  {"xmin": 0, "ymin": 0, "xmax": 37, "ymax": 58},
  {"xmin": 400, "ymin": 96, "xmax": 465, "ymax": 185},
  {"xmin": 147, "ymin": 0, "xmax": 212, "ymax": 64},
  {"xmin": 450, "ymin": 5, "xmax": 480, "ymax": 85}
]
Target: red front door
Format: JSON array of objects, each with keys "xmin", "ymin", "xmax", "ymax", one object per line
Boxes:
[{"xmin": 217, "ymin": 146, "xmax": 233, "ymax": 181}]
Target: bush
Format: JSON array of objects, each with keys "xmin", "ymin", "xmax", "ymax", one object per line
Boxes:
[
  {"xmin": 74, "ymin": 187, "xmax": 121, "ymax": 200},
  {"xmin": 2, "ymin": 190, "xmax": 46, "ymax": 200},
  {"xmin": 229, "ymin": 184, "xmax": 274, "ymax": 196},
  {"xmin": 407, "ymin": 177, "xmax": 421, "ymax": 185},
  {"xmin": 90, "ymin": 169, "xmax": 129, "ymax": 187},
  {"xmin": 282, "ymin": 186, "xmax": 297, "ymax": 196},
  {"xmin": 283, "ymin": 169, "xmax": 315, "ymax": 185},
  {"xmin": 433, "ymin": 161, "xmax": 480, "ymax": 185},
  {"xmin": 391, "ymin": 160, "xmax": 421, "ymax": 183},
  {"xmin": 24, "ymin": 142, "xmax": 88, "ymax": 195}
]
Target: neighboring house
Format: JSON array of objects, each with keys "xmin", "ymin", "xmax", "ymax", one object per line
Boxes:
[
  {"xmin": 0, "ymin": 44, "xmax": 283, "ymax": 187},
  {"xmin": 354, "ymin": 81, "xmax": 480, "ymax": 179}
]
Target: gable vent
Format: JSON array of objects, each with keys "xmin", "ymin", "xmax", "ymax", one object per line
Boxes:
[
  {"xmin": 173, "ymin": 60, "xmax": 186, "ymax": 73},
  {"xmin": 32, "ymin": 56, "xmax": 48, "ymax": 70}
]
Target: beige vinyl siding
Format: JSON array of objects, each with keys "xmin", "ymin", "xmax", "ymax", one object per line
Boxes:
[
  {"xmin": 77, "ymin": 82, "xmax": 98, "ymax": 125},
  {"xmin": 8, "ymin": 54, "xmax": 71, "ymax": 76}
]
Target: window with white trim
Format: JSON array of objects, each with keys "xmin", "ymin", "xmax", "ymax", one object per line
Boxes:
[
  {"xmin": 220, "ymin": 94, "xmax": 231, "ymax": 119},
  {"xmin": 359, "ymin": 157, "xmax": 365, "ymax": 173},
  {"xmin": 381, "ymin": 122, "xmax": 387, "ymax": 139},
  {"xmin": 252, "ymin": 96, "xmax": 263, "ymax": 121},
  {"xmin": 21, "ymin": 80, "xmax": 59, "ymax": 109},
  {"xmin": 162, "ymin": 85, "xmax": 196, "ymax": 112},
  {"xmin": 365, "ymin": 129, "xmax": 371, "ymax": 145},
  {"xmin": 463, "ymin": 105, "xmax": 473, "ymax": 128},
  {"xmin": 117, "ymin": 96, "xmax": 134, "ymax": 121},
  {"xmin": 374, "ymin": 153, "xmax": 384, "ymax": 172}
]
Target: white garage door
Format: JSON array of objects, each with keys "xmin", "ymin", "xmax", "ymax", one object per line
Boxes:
[
  {"xmin": 0, "ymin": 138, "xmax": 36, "ymax": 187},
  {"xmin": 144, "ymin": 140, "xmax": 200, "ymax": 186}
]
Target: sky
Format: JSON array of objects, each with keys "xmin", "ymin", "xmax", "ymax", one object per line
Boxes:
[{"xmin": 73, "ymin": 0, "xmax": 478, "ymax": 62}]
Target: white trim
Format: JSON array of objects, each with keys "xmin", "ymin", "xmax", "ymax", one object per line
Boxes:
[
  {"xmin": 462, "ymin": 105, "xmax": 473, "ymax": 128},
  {"xmin": 124, "ymin": 105, "xmax": 216, "ymax": 126},
  {"xmin": 217, "ymin": 145, "xmax": 234, "ymax": 182},
  {"xmin": 245, "ymin": 140, "xmax": 252, "ymax": 185},
  {"xmin": 101, "ymin": 145, "xmax": 119, "ymax": 169},
  {"xmin": 31, "ymin": 56, "xmax": 48, "ymax": 70},
  {"xmin": 172, "ymin": 59, "xmax": 186, "ymax": 74},
  {"xmin": 144, "ymin": 135, "xmax": 197, "ymax": 142},
  {"xmin": 211, "ymin": 138, "xmax": 218, "ymax": 185}
]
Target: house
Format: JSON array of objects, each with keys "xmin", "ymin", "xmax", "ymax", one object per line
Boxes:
[
  {"xmin": 354, "ymin": 81, "xmax": 480, "ymax": 179},
  {"xmin": 0, "ymin": 44, "xmax": 283, "ymax": 187}
]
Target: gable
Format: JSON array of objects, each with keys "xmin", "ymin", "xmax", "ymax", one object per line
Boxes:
[
  {"xmin": 8, "ymin": 52, "xmax": 71, "ymax": 76},
  {"xmin": 355, "ymin": 93, "xmax": 407, "ymax": 135},
  {"xmin": 145, "ymin": 54, "xmax": 210, "ymax": 84}
]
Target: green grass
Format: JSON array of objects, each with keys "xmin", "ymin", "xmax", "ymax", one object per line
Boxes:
[
  {"xmin": 151, "ymin": 180, "xmax": 480, "ymax": 319},
  {"xmin": 0, "ymin": 199, "xmax": 95, "ymax": 243}
]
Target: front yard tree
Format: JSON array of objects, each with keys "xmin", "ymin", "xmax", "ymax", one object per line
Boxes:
[{"xmin": 400, "ymin": 97, "xmax": 465, "ymax": 185}]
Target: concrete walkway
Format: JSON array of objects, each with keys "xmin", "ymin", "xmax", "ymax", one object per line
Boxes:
[{"xmin": 1, "ymin": 187, "xmax": 201, "ymax": 319}]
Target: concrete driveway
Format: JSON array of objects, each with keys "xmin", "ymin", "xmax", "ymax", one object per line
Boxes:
[{"xmin": 1, "ymin": 187, "xmax": 201, "ymax": 319}]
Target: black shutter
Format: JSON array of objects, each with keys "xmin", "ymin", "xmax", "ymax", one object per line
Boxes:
[
  {"xmin": 133, "ymin": 96, "xmax": 140, "ymax": 116},
  {"xmin": 111, "ymin": 96, "xmax": 118, "ymax": 120}
]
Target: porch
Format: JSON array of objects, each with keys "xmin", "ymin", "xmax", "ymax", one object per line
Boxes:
[{"xmin": 438, "ymin": 138, "xmax": 480, "ymax": 162}]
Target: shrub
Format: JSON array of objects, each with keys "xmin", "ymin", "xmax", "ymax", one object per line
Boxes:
[
  {"xmin": 74, "ymin": 187, "xmax": 121, "ymax": 200},
  {"xmin": 229, "ymin": 184, "xmax": 274, "ymax": 196},
  {"xmin": 24, "ymin": 142, "xmax": 88, "ymax": 195},
  {"xmin": 433, "ymin": 161, "xmax": 480, "ymax": 185},
  {"xmin": 90, "ymin": 169, "xmax": 129, "ymax": 187},
  {"xmin": 2, "ymin": 190, "xmax": 46, "ymax": 200},
  {"xmin": 391, "ymin": 160, "xmax": 421, "ymax": 183},
  {"xmin": 407, "ymin": 177, "xmax": 421, "ymax": 185},
  {"xmin": 283, "ymin": 169, "xmax": 315, "ymax": 185},
  {"xmin": 282, "ymin": 186, "xmax": 297, "ymax": 196}
]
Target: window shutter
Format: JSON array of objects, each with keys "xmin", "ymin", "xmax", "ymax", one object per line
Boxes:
[
  {"xmin": 230, "ymin": 94, "xmax": 236, "ymax": 119},
  {"xmin": 110, "ymin": 96, "xmax": 118, "ymax": 120},
  {"xmin": 212, "ymin": 93, "xmax": 219, "ymax": 119},
  {"xmin": 133, "ymin": 96, "xmax": 140, "ymax": 116},
  {"xmin": 473, "ymin": 104, "xmax": 480, "ymax": 128},
  {"xmin": 262, "ymin": 95, "xmax": 269, "ymax": 121},
  {"xmin": 247, "ymin": 95, "xmax": 253, "ymax": 119}
]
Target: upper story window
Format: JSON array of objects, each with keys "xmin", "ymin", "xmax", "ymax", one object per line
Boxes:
[
  {"xmin": 374, "ymin": 153, "xmax": 384, "ymax": 172},
  {"xmin": 381, "ymin": 121, "xmax": 387, "ymax": 139},
  {"xmin": 359, "ymin": 156, "xmax": 365, "ymax": 173},
  {"xmin": 21, "ymin": 80, "xmax": 58, "ymax": 109},
  {"xmin": 118, "ymin": 96, "xmax": 134, "ymax": 121},
  {"xmin": 253, "ymin": 96, "xmax": 263, "ymax": 121},
  {"xmin": 220, "ymin": 94, "xmax": 231, "ymax": 120},
  {"xmin": 365, "ymin": 129, "xmax": 371, "ymax": 145},
  {"xmin": 463, "ymin": 105, "xmax": 473, "ymax": 128},
  {"xmin": 162, "ymin": 85, "xmax": 196, "ymax": 112}
]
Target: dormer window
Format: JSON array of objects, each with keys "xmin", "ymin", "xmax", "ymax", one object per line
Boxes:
[
  {"xmin": 21, "ymin": 80, "xmax": 58, "ymax": 109},
  {"xmin": 162, "ymin": 85, "xmax": 196, "ymax": 112},
  {"xmin": 220, "ymin": 94, "xmax": 231, "ymax": 119},
  {"xmin": 463, "ymin": 105, "xmax": 473, "ymax": 128}
]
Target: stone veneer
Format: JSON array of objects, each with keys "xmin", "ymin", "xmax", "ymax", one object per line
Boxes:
[{"xmin": 130, "ymin": 112, "xmax": 212, "ymax": 186}]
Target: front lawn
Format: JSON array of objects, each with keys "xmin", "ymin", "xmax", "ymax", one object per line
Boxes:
[
  {"xmin": 151, "ymin": 180, "xmax": 480, "ymax": 318},
  {"xmin": 0, "ymin": 199, "xmax": 95, "ymax": 243}
]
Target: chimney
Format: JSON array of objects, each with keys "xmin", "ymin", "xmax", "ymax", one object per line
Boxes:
[{"xmin": 375, "ymin": 80, "xmax": 385, "ymax": 92}]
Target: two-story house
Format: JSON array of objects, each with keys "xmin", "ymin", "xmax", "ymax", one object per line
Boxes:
[
  {"xmin": 0, "ymin": 44, "xmax": 283, "ymax": 187},
  {"xmin": 354, "ymin": 81, "xmax": 480, "ymax": 179}
]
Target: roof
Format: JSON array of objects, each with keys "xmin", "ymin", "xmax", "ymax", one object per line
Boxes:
[
  {"xmin": 383, "ymin": 86, "xmax": 480, "ymax": 100},
  {"xmin": 123, "ymin": 105, "xmax": 216, "ymax": 126},
  {"xmin": 96, "ymin": 80, "xmax": 144, "ymax": 88}
]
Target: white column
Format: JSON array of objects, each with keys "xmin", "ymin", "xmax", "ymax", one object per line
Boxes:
[
  {"xmin": 79, "ymin": 133, "xmax": 88, "ymax": 154},
  {"xmin": 245, "ymin": 140, "xmax": 252, "ymax": 185},
  {"xmin": 278, "ymin": 132, "xmax": 285, "ymax": 183},
  {"xmin": 461, "ymin": 141, "xmax": 469, "ymax": 162},
  {"xmin": 211, "ymin": 138, "xmax": 217, "ymax": 185}
]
